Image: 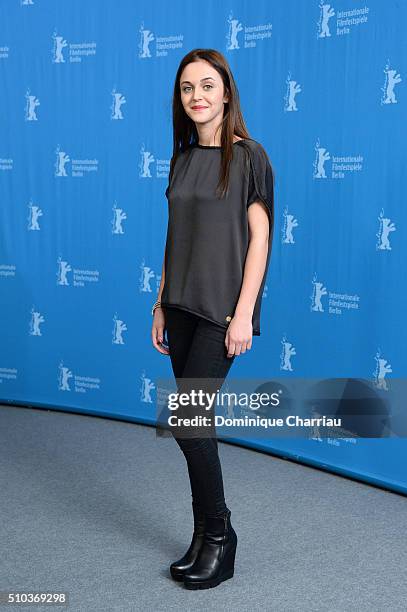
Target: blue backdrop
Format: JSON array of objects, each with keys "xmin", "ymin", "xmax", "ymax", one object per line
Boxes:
[{"xmin": 1, "ymin": 0, "xmax": 406, "ymax": 494}]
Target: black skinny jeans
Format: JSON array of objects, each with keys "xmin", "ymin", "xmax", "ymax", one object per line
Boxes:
[{"xmin": 163, "ymin": 306, "xmax": 236, "ymax": 518}]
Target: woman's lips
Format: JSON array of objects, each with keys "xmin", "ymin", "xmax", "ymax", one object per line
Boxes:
[{"xmin": 191, "ymin": 106, "xmax": 208, "ymax": 111}]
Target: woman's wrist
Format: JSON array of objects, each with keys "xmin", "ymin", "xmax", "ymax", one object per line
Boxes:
[
  {"xmin": 151, "ymin": 300, "xmax": 162, "ymax": 316},
  {"xmin": 234, "ymin": 306, "xmax": 254, "ymax": 320}
]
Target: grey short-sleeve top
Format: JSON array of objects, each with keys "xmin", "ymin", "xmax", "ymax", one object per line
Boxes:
[{"xmin": 161, "ymin": 137, "xmax": 274, "ymax": 336}]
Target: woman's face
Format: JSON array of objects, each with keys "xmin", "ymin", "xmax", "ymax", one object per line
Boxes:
[{"xmin": 179, "ymin": 60, "xmax": 228, "ymax": 128}]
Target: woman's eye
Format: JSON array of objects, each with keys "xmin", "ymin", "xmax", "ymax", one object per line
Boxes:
[{"xmin": 182, "ymin": 85, "xmax": 213, "ymax": 93}]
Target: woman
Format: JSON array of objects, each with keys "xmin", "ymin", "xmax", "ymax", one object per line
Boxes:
[{"xmin": 151, "ymin": 48, "xmax": 274, "ymax": 590}]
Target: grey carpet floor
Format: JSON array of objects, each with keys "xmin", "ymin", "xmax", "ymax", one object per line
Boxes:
[{"xmin": 0, "ymin": 404, "xmax": 406, "ymax": 612}]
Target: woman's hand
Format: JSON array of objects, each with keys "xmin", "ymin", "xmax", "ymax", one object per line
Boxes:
[
  {"xmin": 225, "ymin": 313, "xmax": 253, "ymax": 358},
  {"xmin": 151, "ymin": 308, "xmax": 170, "ymax": 355}
]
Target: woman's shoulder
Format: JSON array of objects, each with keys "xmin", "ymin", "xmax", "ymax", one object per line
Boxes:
[
  {"xmin": 235, "ymin": 138, "xmax": 272, "ymax": 173},
  {"xmin": 235, "ymin": 137, "xmax": 269, "ymax": 158},
  {"xmin": 237, "ymin": 138, "xmax": 274, "ymax": 206}
]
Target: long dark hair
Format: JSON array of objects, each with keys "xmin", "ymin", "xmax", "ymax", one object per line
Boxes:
[{"xmin": 167, "ymin": 48, "xmax": 252, "ymax": 199}]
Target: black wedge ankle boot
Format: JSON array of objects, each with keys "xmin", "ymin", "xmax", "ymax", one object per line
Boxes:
[
  {"xmin": 170, "ymin": 502, "xmax": 206, "ymax": 581},
  {"xmin": 183, "ymin": 508, "xmax": 237, "ymax": 590}
]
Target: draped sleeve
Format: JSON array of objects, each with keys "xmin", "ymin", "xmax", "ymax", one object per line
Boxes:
[
  {"xmin": 242, "ymin": 139, "xmax": 275, "ymax": 245},
  {"xmin": 237, "ymin": 139, "xmax": 275, "ymax": 334},
  {"xmin": 246, "ymin": 142, "xmax": 274, "ymax": 212}
]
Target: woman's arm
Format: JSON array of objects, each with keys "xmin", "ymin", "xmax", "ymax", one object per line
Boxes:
[
  {"xmin": 151, "ymin": 252, "xmax": 170, "ymax": 355},
  {"xmin": 157, "ymin": 254, "xmax": 166, "ymax": 302},
  {"xmin": 225, "ymin": 200, "xmax": 270, "ymax": 356}
]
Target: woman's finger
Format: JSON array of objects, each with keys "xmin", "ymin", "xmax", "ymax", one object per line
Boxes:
[
  {"xmin": 152, "ymin": 327, "xmax": 170, "ymax": 355},
  {"xmin": 227, "ymin": 340, "xmax": 236, "ymax": 358}
]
